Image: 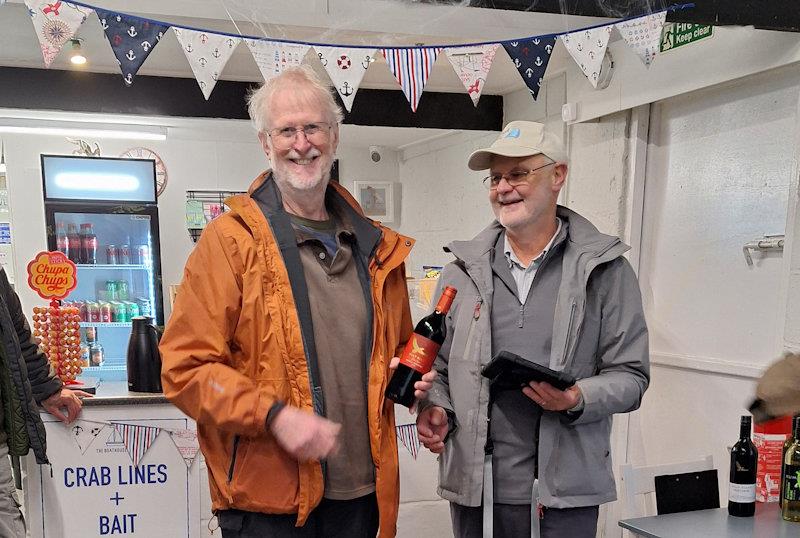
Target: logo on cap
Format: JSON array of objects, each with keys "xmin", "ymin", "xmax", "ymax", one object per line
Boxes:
[{"xmin": 503, "ymin": 128, "xmax": 521, "ymax": 139}]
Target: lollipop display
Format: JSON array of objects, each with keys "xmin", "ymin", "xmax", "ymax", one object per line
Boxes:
[{"xmin": 32, "ymin": 300, "xmax": 83, "ymax": 384}]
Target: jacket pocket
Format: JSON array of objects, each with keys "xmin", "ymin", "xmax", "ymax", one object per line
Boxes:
[
  {"xmin": 226, "ymin": 434, "xmax": 300, "ymax": 509},
  {"xmin": 551, "ymin": 418, "xmax": 614, "ymax": 497}
]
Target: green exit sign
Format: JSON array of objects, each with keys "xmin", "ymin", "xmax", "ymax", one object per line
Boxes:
[{"xmin": 660, "ymin": 23, "xmax": 713, "ymax": 52}]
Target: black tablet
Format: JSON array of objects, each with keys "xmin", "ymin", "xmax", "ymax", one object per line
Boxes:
[{"xmin": 481, "ymin": 350, "xmax": 576, "ymax": 391}]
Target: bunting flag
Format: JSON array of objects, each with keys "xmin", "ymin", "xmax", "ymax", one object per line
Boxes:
[
  {"xmin": 96, "ymin": 9, "xmax": 169, "ymax": 85},
  {"xmin": 561, "ymin": 26, "xmax": 613, "ymax": 88},
  {"xmin": 168, "ymin": 428, "xmax": 200, "ymax": 469},
  {"xmin": 246, "ymin": 40, "xmax": 310, "ymax": 82},
  {"xmin": 25, "ymin": 0, "xmax": 93, "ymax": 68},
  {"xmin": 396, "ymin": 423, "xmax": 420, "ymax": 460},
  {"xmin": 616, "ymin": 12, "xmax": 667, "ymax": 67},
  {"xmin": 503, "ymin": 36, "xmax": 557, "ymax": 100},
  {"xmin": 444, "ymin": 44, "xmax": 499, "ymax": 106},
  {"xmin": 315, "ymin": 46, "xmax": 376, "ymax": 112},
  {"xmin": 382, "ymin": 47, "xmax": 442, "ymax": 112},
  {"xmin": 113, "ymin": 422, "xmax": 161, "ymax": 466},
  {"xmin": 173, "ymin": 28, "xmax": 240, "ymax": 100},
  {"xmin": 69, "ymin": 421, "xmax": 107, "ymax": 455}
]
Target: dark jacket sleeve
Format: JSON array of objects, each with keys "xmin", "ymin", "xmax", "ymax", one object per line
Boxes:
[{"xmin": 0, "ymin": 268, "xmax": 62, "ymax": 403}]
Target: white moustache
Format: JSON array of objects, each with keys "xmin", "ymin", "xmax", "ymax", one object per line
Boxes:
[{"xmin": 287, "ymin": 148, "xmax": 321, "ymax": 160}]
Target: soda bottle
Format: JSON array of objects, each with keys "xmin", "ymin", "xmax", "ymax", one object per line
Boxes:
[
  {"xmin": 56, "ymin": 222, "xmax": 69, "ymax": 258},
  {"xmin": 67, "ymin": 224, "xmax": 82, "ymax": 263},
  {"xmin": 80, "ymin": 223, "xmax": 98, "ymax": 264}
]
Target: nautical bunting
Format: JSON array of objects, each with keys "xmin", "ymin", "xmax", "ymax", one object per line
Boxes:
[
  {"xmin": 25, "ymin": 0, "xmax": 93, "ymax": 68},
  {"xmin": 173, "ymin": 28, "xmax": 240, "ymax": 100},
  {"xmin": 246, "ymin": 40, "xmax": 310, "ymax": 82},
  {"xmin": 315, "ymin": 46, "xmax": 376, "ymax": 112},
  {"xmin": 616, "ymin": 12, "xmax": 667, "ymax": 67},
  {"xmin": 503, "ymin": 36, "xmax": 557, "ymax": 100},
  {"xmin": 168, "ymin": 428, "xmax": 200, "ymax": 469},
  {"xmin": 561, "ymin": 26, "xmax": 613, "ymax": 88},
  {"xmin": 444, "ymin": 44, "xmax": 499, "ymax": 107},
  {"xmin": 95, "ymin": 9, "xmax": 169, "ymax": 85},
  {"xmin": 382, "ymin": 47, "xmax": 442, "ymax": 112},
  {"xmin": 69, "ymin": 421, "xmax": 106, "ymax": 454},
  {"xmin": 113, "ymin": 422, "xmax": 161, "ymax": 466},
  {"xmin": 396, "ymin": 423, "xmax": 420, "ymax": 460}
]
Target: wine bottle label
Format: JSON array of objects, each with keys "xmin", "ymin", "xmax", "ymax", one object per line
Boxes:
[
  {"xmin": 728, "ymin": 482, "xmax": 756, "ymax": 503},
  {"xmin": 784, "ymin": 465, "xmax": 800, "ymax": 501},
  {"xmin": 398, "ymin": 334, "xmax": 440, "ymax": 373}
]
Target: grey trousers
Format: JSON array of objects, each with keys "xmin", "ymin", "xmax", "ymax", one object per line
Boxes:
[
  {"xmin": 0, "ymin": 442, "xmax": 26, "ymax": 538},
  {"xmin": 450, "ymin": 502, "xmax": 598, "ymax": 538}
]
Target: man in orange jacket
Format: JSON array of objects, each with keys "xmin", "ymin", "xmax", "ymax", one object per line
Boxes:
[{"xmin": 160, "ymin": 65, "xmax": 433, "ymax": 538}]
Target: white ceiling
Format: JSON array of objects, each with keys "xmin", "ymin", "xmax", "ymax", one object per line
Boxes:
[{"xmin": 0, "ymin": 0, "xmax": 611, "ymax": 95}]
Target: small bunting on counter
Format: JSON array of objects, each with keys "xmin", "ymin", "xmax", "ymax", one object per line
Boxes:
[
  {"xmin": 69, "ymin": 421, "xmax": 107, "ymax": 454},
  {"xmin": 113, "ymin": 422, "xmax": 161, "ymax": 466},
  {"xmin": 396, "ymin": 423, "xmax": 421, "ymax": 460},
  {"xmin": 168, "ymin": 428, "xmax": 200, "ymax": 469}
]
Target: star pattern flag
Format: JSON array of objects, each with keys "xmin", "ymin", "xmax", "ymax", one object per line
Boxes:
[
  {"xmin": 69, "ymin": 421, "xmax": 107, "ymax": 455},
  {"xmin": 315, "ymin": 46, "xmax": 376, "ymax": 112},
  {"xmin": 396, "ymin": 423, "xmax": 420, "ymax": 460},
  {"xmin": 25, "ymin": 1, "xmax": 93, "ymax": 68},
  {"xmin": 444, "ymin": 44, "xmax": 499, "ymax": 106},
  {"xmin": 382, "ymin": 47, "xmax": 442, "ymax": 112},
  {"xmin": 246, "ymin": 39, "xmax": 310, "ymax": 82},
  {"xmin": 561, "ymin": 26, "xmax": 613, "ymax": 88},
  {"xmin": 616, "ymin": 12, "xmax": 667, "ymax": 67},
  {"xmin": 503, "ymin": 36, "xmax": 557, "ymax": 100},
  {"xmin": 174, "ymin": 28, "xmax": 240, "ymax": 100},
  {"xmin": 168, "ymin": 428, "xmax": 200, "ymax": 469},
  {"xmin": 96, "ymin": 9, "xmax": 169, "ymax": 85},
  {"xmin": 113, "ymin": 423, "xmax": 161, "ymax": 466}
]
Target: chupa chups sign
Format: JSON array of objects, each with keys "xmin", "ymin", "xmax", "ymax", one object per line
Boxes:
[{"xmin": 27, "ymin": 251, "xmax": 78, "ymax": 300}]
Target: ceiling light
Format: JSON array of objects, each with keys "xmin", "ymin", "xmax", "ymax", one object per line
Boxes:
[
  {"xmin": 0, "ymin": 118, "xmax": 167, "ymax": 141},
  {"xmin": 70, "ymin": 39, "xmax": 86, "ymax": 66}
]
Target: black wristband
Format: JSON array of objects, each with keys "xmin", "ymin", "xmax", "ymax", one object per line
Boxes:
[{"xmin": 266, "ymin": 401, "xmax": 286, "ymax": 431}]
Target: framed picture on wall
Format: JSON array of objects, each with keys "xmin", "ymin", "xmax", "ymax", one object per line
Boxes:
[{"xmin": 353, "ymin": 181, "xmax": 394, "ymax": 222}]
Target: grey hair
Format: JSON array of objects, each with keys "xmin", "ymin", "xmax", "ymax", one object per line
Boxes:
[{"xmin": 246, "ymin": 65, "xmax": 344, "ymax": 133}]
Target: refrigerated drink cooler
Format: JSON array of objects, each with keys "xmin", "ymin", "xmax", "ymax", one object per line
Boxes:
[{"xmin": 42, "ymin": 154, "xmax": 164, "ymax": 382}]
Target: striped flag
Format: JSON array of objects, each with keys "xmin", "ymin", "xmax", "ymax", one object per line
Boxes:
[
  {"xmin": 396, "ymin": 423, "xmax": 421, "ymax": 460},
  {"xmin": 381, "ymin": 47, "xmax": 442, "ymax": 112},
  {"xmin": 113, "ymin": 423, "xmax": 161, "ymax": 466}
]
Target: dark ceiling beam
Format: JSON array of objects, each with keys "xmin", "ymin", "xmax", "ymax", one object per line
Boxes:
[
  {"xmin": 465, "ymin": 1, "xmax": 800, "ymax": 33},
  {"xmin": 0, "ymin": 67, "xmax": 502, "ymax": 131}
]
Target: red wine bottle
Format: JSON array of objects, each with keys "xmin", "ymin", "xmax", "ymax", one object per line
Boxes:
[
  {"xmin": 385, "ymin": 286, "xmax": 457, "ymax": 408},
  {"xmin": 728, "ymin": 415, "xmax": 758, "ymax": 517}
]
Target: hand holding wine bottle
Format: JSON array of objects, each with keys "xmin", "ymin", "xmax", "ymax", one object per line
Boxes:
[{"xmin": 388, "ymin": 356, "xmax": 437, "ymax": 413}]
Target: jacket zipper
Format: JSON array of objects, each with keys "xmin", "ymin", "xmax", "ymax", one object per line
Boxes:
[
  {"xmin": 561, "ymin": 300, "xmax": 577, "ymax": 365},
  {"xmin": 227, "ymin": 435, "xmax": 240, "ymax": 484},
  {"xmin": 461, "ymin": 297, "xmax": 482, "ymax": 365}
]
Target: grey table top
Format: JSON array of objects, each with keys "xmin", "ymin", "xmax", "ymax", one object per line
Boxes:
[
  {"xmin": 619, "ymin": 504, "xmax": 798, "ymax": 537},
  {"xmin": 73, "ymin": 380, "xmax": 169, "ymax": 406}
]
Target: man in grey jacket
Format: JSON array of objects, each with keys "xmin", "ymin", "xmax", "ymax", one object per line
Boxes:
[{"xmin": 417, "ymin": 121, "xmax": 650, "ymax": 538}]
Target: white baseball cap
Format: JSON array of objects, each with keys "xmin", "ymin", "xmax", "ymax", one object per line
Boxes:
[{"xmin": 468, "ymin": 121, "xmax": 567, "ymax": 171}]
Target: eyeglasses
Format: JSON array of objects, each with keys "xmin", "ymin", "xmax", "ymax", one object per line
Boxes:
[
  {"xmin": 482, "ymin": 161, "xmax": 556, "ymax": 190},
  {"xmin": 266, "ymin": 122, "xmax": 332, "ymax": 148}
]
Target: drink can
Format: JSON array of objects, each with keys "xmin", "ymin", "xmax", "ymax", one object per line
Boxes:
[
  {"xmin": 136, "ymin": 297, "xmax": 152, "ymax": 317},
  {"xmin": 78, "ymin": 301, "xmax": 89, "ymax": 322},
  {"xmin": 126, "ymin": 301, "xmax": 140, "ymax": 320},
  {"xmin": 106, "ymin": 245, "xmax": 117, "ymax": 265},
  {"xmin": 119, "ymin": 244, "xmax": 131, "ymax": 265},
  {"xmin": 100, "ymin": 302, "xmax": 112, "ymax": 323},
  {"xmin": 116, "ymin": 280, "xmax": 129, "ymax": 301},
  {"xmin": 87, "ymin": 302, "xmax": 100, "ymax": 322},
  {"xmin": 105, "ymin": 280, "xmax": 118, "ymax": 301},
  {"xmin": 113, "ymin": 302, "xmax": 128, "ymax": 323},
  {"xmin": 136, "ymin": 245, "xmax": 150, "ymax": 266}
]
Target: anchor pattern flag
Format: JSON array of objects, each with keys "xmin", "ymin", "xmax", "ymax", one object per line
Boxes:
[
  {"xmin": 561, "ymin": 26, "xmax": 613, "ymax": 88},
  {"xmin": 168, "ymin": 428, "xmax": 200, "ymax": 469},
  {"xmin": 315, "ymin": 46, "xmax": 375, "ymax": 112},
  {"xmin": 503, "ymin": 36, "xmax": 557, "ymax": 100},
  {"xmin": 25, "ymin": 1, "xmax": 93, "ymax": 68},
  {"xmin": 444, "ymin": 44, "xmax": 499, "ymax": 106},
  {"xmin": 113, "ymin": 422, "xmax": 161, "ymax": 466},
  {"xmin": 174, "ymin": 28, "xmax": 240, "ymax": 100},
  {"xmin": 246, "ymin": 40, "xmax": 310, "ymax": 82},
  {"xmin": 396, "ymin": 423, "xmax": 420, "ymax": 460},
  {"xmin": 96, "ymin": 9, "xmax": 168, "ymax": 85},
  {"xmin": 382, "ymin": 47, "xmax": 442, "ymax": 112},
  {"xmin": 616, "ymin": 12, "xmax": 667, "ymax": 67},
  {"xmin": 69, "ymin": 421, "xmax": 107, "ymax": 455}
]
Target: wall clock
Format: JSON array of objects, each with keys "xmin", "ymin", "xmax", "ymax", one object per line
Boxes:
[{"xmin": 120, "ymin": 147, "xmax": 168, "ymax": 197}]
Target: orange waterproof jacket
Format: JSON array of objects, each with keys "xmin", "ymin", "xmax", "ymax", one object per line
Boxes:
[{"xmin": 160, "ymin": 173, "xmax": 414, "ymax": 536}]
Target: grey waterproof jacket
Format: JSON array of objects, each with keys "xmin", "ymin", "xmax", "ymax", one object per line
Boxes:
[{"xmin": 423, "ymin": 206, "xmax": 650, "ymax": 508}]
